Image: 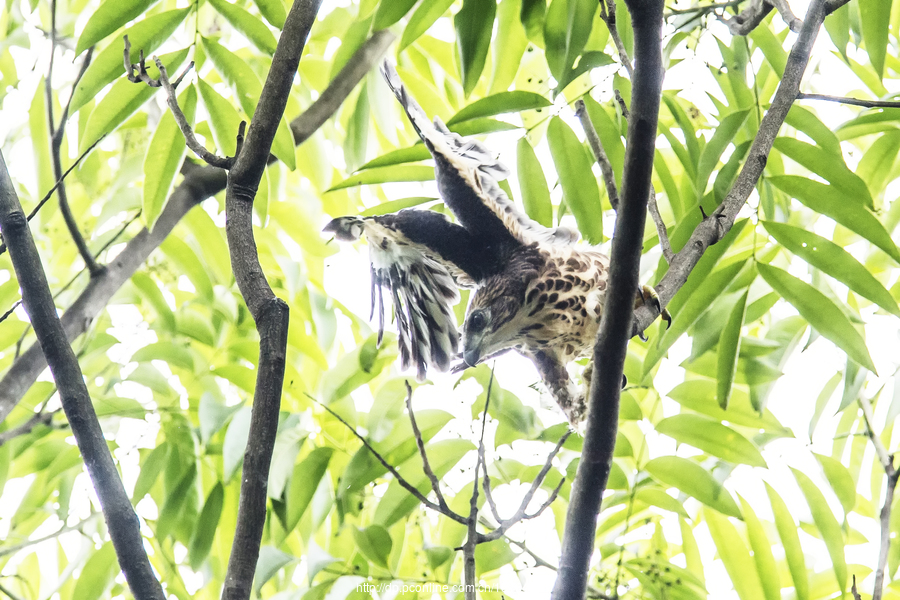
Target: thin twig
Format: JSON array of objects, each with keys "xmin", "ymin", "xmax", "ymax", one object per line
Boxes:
[
  {"xmin": 768, "ymin": 0, "xmax": 803, "ymax": 31},
  {"xmin": 0, "ymin": 301, "xmax": 22, "ymax": 326},
  {"xmin": 480, "ymin": 444, "xmax": 503, "ymax": 523},
  {"xmin": 404, "ymin": 380, "xmax": 450, "ymax": 512},
  {"xmin": 575, "ymin": 99, "xmax": 620, "ymax": 211},
  {"xmin": 0, "ymin": 581, "xmax": 23, "ymax": 600},
  {"xmin": 307, "ymin": 393, "xmax": 468, "ymax": 526},
  {"xmin": 719, "ymin": 0, "xmax": 773, "ymax": 35},
  {"xmin": 463, "ymin": 369, "xmax": 495, "ymax": 600},
  {"xmin": 614, "ymin": 90, "xmax": 629, "ymax": 118},
  {"xmin": 797, "ymin": 92, "xmax": 900, "ymax": 109},
  {"xmin": 0, "ymin": 513, "xmax": 99, "ymax": 557},
  {"xmin": 56, "ymin": 47, "xmax": 94, "ymax": 140},
  {"xmin": 859, "ymin": 393, "xmax": 898, "ymax": 600},
  {"xmin": 851, "ymin": 574, "xmax": 862, "ymax": 600},
  {"xmin": 666, "ymin": 0, "xmax": 744, "ymax": 16},
  {"xmin": 601, "ymin": 0, "xmax": 634, "ymax": 77},
  {"xmin": 0, "ymin": 409, "xmax": 55, "ymax": 446},
  {"xmin": 0, "ymin": 136, "xmax": 106, "ymax": 257}
]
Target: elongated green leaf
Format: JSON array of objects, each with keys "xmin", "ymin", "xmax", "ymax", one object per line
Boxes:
[
  {"xmin": 717, "ymin": 290, "xmax": 748, "ymax": 409},
  {"xmin": 859, "ymin": 0, "xmax": 890, "ymax": 77},
  {"xmin": 768, "ymin": 175, "xmax": 900, "ymax": 264},
  {"xmin": 547, "ymin": 116, "xmax": 602, "ymax": 243},
  {"xmin": 207, "ymin": 0, "xmax": 278, "ymax": 55},
  {"xmin": 644, "ymin": 261, "xmax": 746, "ymax": 375},
  {"xmin": 157, "ymin": 463, "xmax": 197, "ymax": 539},
  {"xmin": 455, "ymin": 0, "xmax": 496, "ymax": 95},
  {"xmin": 358, "ymin": 145, "xmax": 431, "ymax": 170},
  {"xmin": 764, "ymin": 222, "xmax": 900, "ymax": 317},
  {"xmin": 203, "ymin": 37, "xmax": 296, "ymax": 169},
  {"xmin": 825, "ymin": 2, "xmax": 849, "ymax": 56},
  {"xmin": 197, "ymin": 78, "xmax": 243, "ymax": 156},
  {"xmin": 749, "ymin": 21, "xmax": 787, "ymax": 75},
  {"xmin": 329, "ymin": 165, "xmax": 435, "ymax": 191},
  {"xmin": 401, "ymin": 0, "xmax": 455, "ymax": 50},
  {"xmin": 70, "ymin": 9, "xmax": 191, "ymax": 113},
  {"xmin": 704, "ymin": 508, "xmax": 766, "ymax": 600},
  {"xmin": 784, "ymin": 105, "xmax": 842, "ymax": 156},
  {"xmin": 131, "ymin": 271, "xmax": 176, "ymax": 330},
  {"xmin": 792, "ymin": 469, "xmax": 848, "ymax": 596},
  {"xmin": 447, "ymin": 91, "xmax": 550, "ymax": 125},
  {"xmin": 133, "ymin": 443, "xmax": 168, "ymax": 501},
  {"xmin": 810, "ymin": 372, "xmax": 842, "ymax": 440},
  {"xmin": 644, "ymin": 456, "xmax": 741, "ymax": 518},
  {"xmin": 254, "ymin": 0, "xmax": 285, "ymax": 28},
  {"xmin": 188, "ymin": 483, "xmax": 224, "ymax": 569},
  {"xmin": 490, "ymin": 0, "xmax": 529, "ymax": 93},
  {"xmin": 739, "ymin": 497, "xmax": 780, "ymax": 600},
  {"xmin": 72, "ymin": 543, "xmax": 117, "ymax": 600},
  {"xmin": 516, "ymin": 138, "xmax": 552, "ymax": 227},
  {"xmin": 667, "ymin": 380, "xmax": 789, "ymax": 433},
  {"xmin": 766, "ymin": 483, "xmax": 808, "ymax": 600},
  {"xmin": 79, "ymin": 48, "xmax": 190, "ymax": 153},
  {"xmin": 543, "ymin": 0, "xmax": 597, "ymax": 83},
  {"xmin": 656, "ymin": 413, "xmax": 765, "ymax": 467},
  {"xmin": 374, "ymin": 0, "xmax": 418, "ymax": 29},
  {"xmin": 774, "ymin": 138, "xmax": 872, "ymax": 209},
  {"xmin": 359, "ymin": 197, "xmax": 437, "ymax": 216},
  {"xmin": 697, "ymin": 109, "xmax": 749, "ymax": 192},
  {"xmin": 856, "ymin": 130, "xmax": 900, "ymax": 197},
  {"xmin": 143, "ymin": 84, "xmax": 197, "ymax": 228},
  {"xmin": 286, "ymin": 447, "xmax": 333, "ymax": 532},
  {"xmin": 757, "ymin": 263, "xmax": 875, "ymax": 372},
  {"xmin": 344, "ymin": 84, "xmax": 370, "ymax": 171},
  {"xmin": 29, "ymin": 78, "xmax": 55, "ymax": 198},
  {"xmin": 815, "ymin": 453, "xmax": 856, "ymax": 516},
  {"xmin": 353, "ymin": 525, "xmax": 393, "ymax": 568},
  {"xmin": 76, "ymin": 0, "xmax": 160, "ymax": 55}
]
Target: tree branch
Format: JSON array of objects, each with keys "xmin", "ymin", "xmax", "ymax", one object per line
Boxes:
[
  {"xmin": 0, "ymin": 409, "xmax": 56, "ymax": 446},
  {"xmin": 552, "ymin": 1, "xmax": 664, "ymax": 598},
  {"xmin": 632, "ymin": 0, "xmax": 827, "ymax": 337},
  {"xmin": 0, "ymin": 151, "xmax": 165, "ymax": 599},
  {"xmin": 220, "ymin": 2, "xmax": 321, "ymax": 598},
  {"xmin": 719, "ymin": 0, "xmax": 774, "ymax": 35},
  {"xmin": 600, "ymin": 0, "xmax": 634, "ymax": 77},
  {"xmin": 797, "ymin": 92, "xmax": 900, "ymax": 109},
  {"xmin": 575, "ymin": 99, "xmax": 619, "ymax": 211},
  {"xmin": 0, "ymin": 30, "xmax": 394, "ymax": 426},
  {"xmin": 463, "ymin": 373, "xmax": 493, "ymax": 600},
  {"xmin": 405, "ymin": 381, "xmax": 450, "ymax": 512},
  {"xmin": 0, "ymin": 513, "xmax": 99, "ymax": 557}
]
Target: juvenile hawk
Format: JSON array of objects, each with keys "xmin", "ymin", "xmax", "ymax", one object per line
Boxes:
[{"xmin": 325, "ymin": 63, "xmax": 661, "ymax": 424}]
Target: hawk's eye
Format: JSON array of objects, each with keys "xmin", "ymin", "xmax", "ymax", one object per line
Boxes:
[{"xmin": 468, "ymin": 311, "xmax": 487, "ymax": 332}]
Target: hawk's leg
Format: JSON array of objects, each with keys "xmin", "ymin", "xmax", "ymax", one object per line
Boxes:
[
  {"xmin": 529, "ymin": 349, "xmax": 586, "ymax": 426},
  {"xmin": 635, "ymin": 285, "xmax": 672, "ymax": 341}
]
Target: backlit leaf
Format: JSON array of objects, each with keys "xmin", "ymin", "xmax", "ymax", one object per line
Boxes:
[
  {"xmin": 793, "ymin": 469, "xmax": 848, "ymax": 595},
  {"xmin": 447, "ymin": 91, "xmax": 551, "ymax": 125},
  {"xmin": 76, "ymin": 0, "xmax": 160, "ymax": 55},
  {"xmin": 705, "ymin": 508, "xmax": 766, "ymax": 600},
  {"xmin": 645, "ymin": 456, "xmax": 741, "ymax": 518},
  {"xmin": 516, "ymin": 138, "xmax": 552, "ymax": 227},
  {"xmin": 455, "ymin": 0, "xmax": 496, "ymax": 95},
  {"xmin": 547, "ymin": 116, "xmax": 602, "ymax": 244},
  {"xmin": 655, "ymin": 413, "xmax": 765, "ymax": 467},
  {"xmin": 717, "ymin": 290, "xmax": 748, "ymax": 409}
]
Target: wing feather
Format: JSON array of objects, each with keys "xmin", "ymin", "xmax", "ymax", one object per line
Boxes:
[{"xmin": 381, "ymin": 61, "xmax": 577, "ymax": 247}]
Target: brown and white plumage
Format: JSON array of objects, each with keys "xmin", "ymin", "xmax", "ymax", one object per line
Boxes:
[{"xmin": 324, "ymin": 62, "xmax": 656, "ymax": 424}]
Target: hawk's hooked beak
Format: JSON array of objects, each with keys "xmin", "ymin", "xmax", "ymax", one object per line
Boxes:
[{"xmin": 463, "ymin": 347, "xmax": 481, "ymax": 368}]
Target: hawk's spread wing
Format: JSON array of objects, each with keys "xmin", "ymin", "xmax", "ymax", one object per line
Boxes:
[
  {"xmin": 380, "ymin": 62, "xmax": 578, "ymax": 248},
  {"xmin": 324, "ymin": 210, "xmax": 491, "ymax": 380}
]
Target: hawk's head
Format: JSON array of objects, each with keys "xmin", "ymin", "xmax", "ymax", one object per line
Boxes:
[{"xmin": 462, "ymin": 274, "xmax": 529, "ymax": 367}]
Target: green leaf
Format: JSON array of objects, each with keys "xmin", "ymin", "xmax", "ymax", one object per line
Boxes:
[
  {"xmin": 656, "ymin": 414, "xmax": 765, "ymax": 467},
  {"xmin": 547, "ymin": 116, "xmax": 602, "ymax": 244},
  {"xmin": 133, "ymin": 443, "xmax": 168, "ymax": 501},
  {"xmin": 143, "ymin": 84, "xmax": 197, "ymax": 228},
  {"xmin": 543, "ymin": 0, "xmax": 596, "ymax": 83},
  {"xmin": 769, "ymin": 175, "xmax": 900, "ymax": 264},
  {"xmin": 825, "ymin": 1, "xmax": 849, "ymax": 56},
  {"xmin": 704, "ymin": 508, "xmax": 766, "ymax": 600},
  {"xmin": 253, "ymin": 547, "xmax": 296, "ymax": 593},
  {"xmin": 810, "ymin": 373, "xmax": 842, "ymax": 440},
  {"xmin": 401, "ymin": 0, "xmax": 455, "ymax": 50},
  {"xmin": 188, "ymin": 483, "xmax": 224, "ymax": 569},
  {"xmin": 859, "ymin": 0, "xmax": 890, "ymax": 77},
  {"xmin": 344, "ymin": 84, "xmax": 370, "ymax": 171},
  {"xmin": 28, "ymin": 79, "xmax": 55, "ymax": 198},
  {"xmin": 286, "ymin": 447, "xmax": 333, "ymax": 532},
  {"xmin": 556, "ymin": 50, "xmax": 615, "ymax": 93},
  {"xmin": 157, "ymin": 463, "xmax": 197, "ymax": 540},
  {"xmin": 131, "ymin": 341, "xmax": 195, "ymax": 371},
  {"xmin": 358, "ymin": 145, "xmax": 432, "ymax": 170},
  {"xmin": 72, "ymin": 543, "xmax": 118, "ymax": 600},
  {"xmin": 757, "ymin": 263, "xmax": 875, "ymax": 372},
  {"xmin": 203, "ymin": 37, "xmax": 296, "ymax": 169},
  {"xmin": 76, "ymin": 0, "xmax": 160, "ymax": 55},
  {"xmin": 784, "ymin": 105, "xmax": 842, "ymax": 156},
  {"xmin": 766, "ymin": 483, "xmax": 808, "ymax": 600},
  {"xmin": 717, "ymin": 290, "xmax": 748, "ymax": 409},
  {"xmin": 455, "ymin": 0, "xmax": 497, "ymax": 95},
  {"xmin": 644, "ymin": 456, "xmax": 741, "ymax": 518},
  {"xmin": 373, "ymin": 0, "xmax": 418, "ymax": 30},
  {"xmin": 773, "ymin": 138, "xmax": 872, "ymax": 209},
  {"xmin": 814, "ymin": 453, "xmax": 856, "ymax": 516},
  {"xmin": 447, "ymin": 91, "xmax": 551, "ymax": 125},
  {"xmin": 697, "ymin": 109, "xmax": 749, "ymax": 192},
  {"xmin": 749, "ymin": 21, "xmax": 787, "ymax": 76},
  {"xmin": 207, "ymin": 0, "xmax": 278, "ymax": 55},
  {"xmin": 80, "ymin": 48, "xmax": 190, "ymax": 153},
  {"xmin": 667, "ymin": 382, "xmax": 790, "ymax": 434},
  {"xmin": 739, "ymin": 497, "xmax": 780, "ymax": 600},
  {"xmin": 490, "ymin": 0, "xmax": 530, "ymax": 93},
  {"xmin": 254, "ymin": 0, "xmax": 285, "ymax": 28},
  {"xmin": 476, "ymin": 538, "xmax": 518, "ymax": 575},
  {"xmin": 792, "ymin": 468, "xmax": 848, "ymax": 596},
  {"xmin": 131, "ymin": 271, "xmax": 176, "ymax": 330},
  {"xmin": 516, "ymin": 138, "xmax": 552, "ymax": 227},
  {"xmin": 763, "ymin": 222, "xmax": 900, "ymax": 317},
  {"xmin": 359, "ymin": 197, "xmax": 437, "ymax": 216},
  {"xmin": 70, "ymin": 9, "xmax": 191, "ymax": 113},
  {"xmin": 197, "ymin": 78, "xmax": 243, "ymax": 156},
  {"xmin": 353, "ymin": 525, "xmax": 393, "ymax": 568},
  {"xmin": 328, "ymin": 165, "xmax": 435, "ymax": 191},
  {"xmin": 856, "ymin": 130, "xmax": 900, "ymax": 198},
  {"xmin": 223, "ymin": 406, "xmax": 252, "ymax": 481},
  {"xmin": 160, "ymin": 235, "xmax": 215, "ymax": 302},
  {"xmin": 644, "ymin": 261, "xmax": 746, "ymax": 375}
]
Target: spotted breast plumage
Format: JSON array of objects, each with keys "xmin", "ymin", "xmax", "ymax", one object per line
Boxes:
[{"xmin": 324, "ymin": 62, "xmax": 661, "ymax": 424}]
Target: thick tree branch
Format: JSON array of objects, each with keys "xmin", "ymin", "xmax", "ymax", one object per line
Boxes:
[
  {"xmin": 219, "ymin": 3, "xmax": 321, "ymax": 598},
  {"xmin": 719, "ymin": 0, "xmax": 774, "ymax": 35},
  {"xmin": 0, "ymin": 31, "xmax": 394, "ymax": 426},
  {"xmin": 552, "ymin": 1, "xmax": 664, "ymax": 599},
  {"xmin": 632, "ymin": 0, "xmax": 827, "ymax": 337},
  {"xmin": 0, "ymin": 151, "xmax": 165, "ymax": 599}
]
